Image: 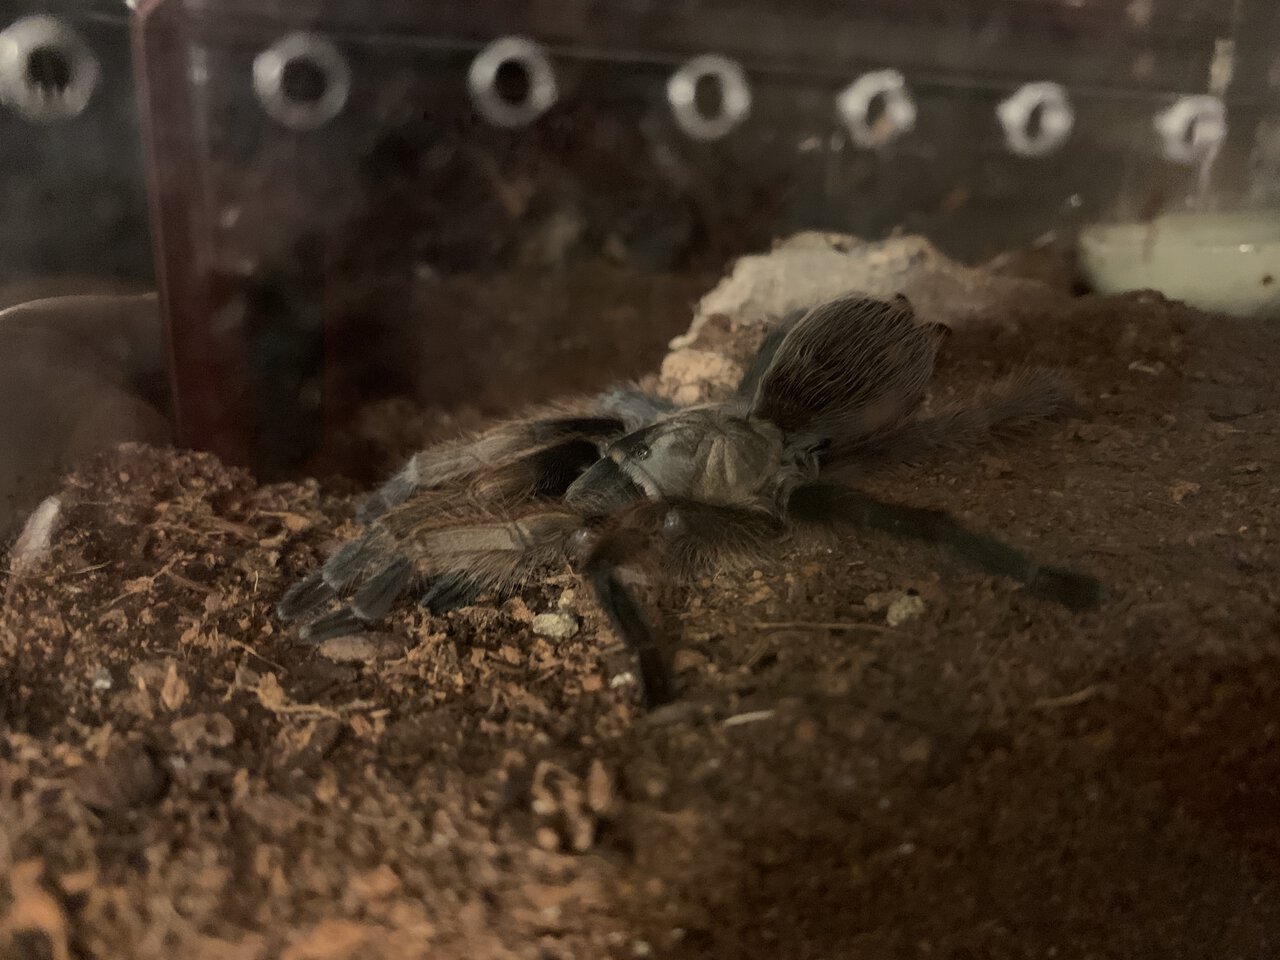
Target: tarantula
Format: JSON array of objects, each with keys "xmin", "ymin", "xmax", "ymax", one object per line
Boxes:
[{"xmin": 278, "ymin": 294, "xmax": 1100, "ymax": 706}]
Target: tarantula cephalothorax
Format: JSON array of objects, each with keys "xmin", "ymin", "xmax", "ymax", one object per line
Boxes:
[{"xmin": 278, "ymin": 294, "xmax": 1101, "ymax": 706}]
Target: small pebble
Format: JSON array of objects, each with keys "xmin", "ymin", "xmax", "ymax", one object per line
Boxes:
[
  {"xmin": 672, "ymin": 649, "xmax": 710, "ymax": 673},
  {"xmin": 980, "ymin": 455, "xmax": 1012, "ymax": 478},
  {"xmin": 900, "ymin": 736, "xmax": 932, "ymax": 763},
  {"xmin": 532, "ymin": 611, "xmax": 579, "ymax": 640},
  {"xmin": 317, "ymin": 634, "xmax": 402, "ymax": 663},
  {"xmin": 794, "ymin": 719, "xmax": 820, "ymax": 744},
  {"xmin": 91, "ymin": 667, "xmax": 114, "ymax": 692},
  {"xmin": 73, "ymin": 744, "xmax": 169, "ymax": 813},
  {"xmin": 1169, "ymin": 480, "xmax": 1201, "ymax": 504},
  {"xmin": 534, "ymin": 827, "xmax": 560, "ymax": 851},
  {"xmin": 886, "ymin": 594, "xmax": 927, "ymax": 627},
  {"xmin": 586, "ymin": 759, "xmax": 614, "ymax": 814}
]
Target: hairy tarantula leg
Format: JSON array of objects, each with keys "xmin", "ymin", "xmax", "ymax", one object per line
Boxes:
[
  {"xmin": 529, "ymin": 416, "xmax": 628, "ymax": 442},
  {"xmin": 300, "ymin": 607, "xmax": 365, "ymax": 643},
  {"xmin": 595, "ymin": 387, "xmax": 676, "ymax": 428},
  {"xmin": 357, "ymin": 414, "xmax": 632, "ymax": 523},
  {"xmin": 357, "ymin": 467, "xmax": 423, "ymax": 525},
  {"xmin": 278, "ymin": 541, "xmax": 374, "ymax": 621},
  {"xmin": 828, "ymin": 368, "xmax": 1078, "ymax": 472},
  {"xmin": 788, "ymin": 484, "xmax": 1102, "ymax": 611},
  {"xmin": 291, "ymin": 558, "xmax": 417, "ymax": 642},
  {"xmin": 587, "ymin": 562, "xmax": 676, "ymax": 708},
  {"xmin": 320, "ymin": 538, "xmax": 387, "ymax": 594},
  {"xmin": 581, "ymin": 501, "xmax": 787, "ymax": 706},
  {"xmin": 280, "ymin": 532, "xmax": 405, "ymax": 625},
  {"xmin": 582, "ymin": 525, "xmax": 676, "ymax": 707},
  {"xmin": 277, "ymin": 571, "xmax": 336, "ymax": 620},
  {"xmin": 420, "ymin": 571, "xmax": 490, "ymax": 615},
  {"xmin": 733, "ymin": 308, "xmax": 807, "ymax": 403},
  {"xmin": 350, "ymin": 558, "xmax": 415, "ymax": 622}
]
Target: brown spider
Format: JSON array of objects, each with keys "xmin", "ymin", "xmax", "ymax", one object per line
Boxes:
[{"xmin": 278, "ymin": 295, "xmax": 1100, "ymax": 705}]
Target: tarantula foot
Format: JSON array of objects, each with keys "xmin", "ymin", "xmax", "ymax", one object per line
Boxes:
[
  {"xmin": 350, "ymin": 558, "xmax": 414, "ymax": 621},
  {"xmin": 277, "ymin": 571, "xmax": 336, "ymax": 621},
  {"xmin": 299, "ymin": 607, "xmax": 365, "ymax": 643},
  {"xmin": 1026, "ymin": 565, "xmax": 1103, "ymax": 612},
  {"xmin": 637, "ymin": 648, "xmax": 678, "ymax": 708},
  {"xmin": 420, "ymin": 572, "xmax": 485, "ymax": 615}
]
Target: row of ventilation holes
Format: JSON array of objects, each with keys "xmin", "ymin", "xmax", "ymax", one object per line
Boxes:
[{"xmin": 1, "ymin": 16, "xmax": 1228, "ymax": 165}]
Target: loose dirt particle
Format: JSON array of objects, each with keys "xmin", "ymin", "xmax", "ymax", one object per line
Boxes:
[
  {"xmin": 1169, "ymin": 480, "xmax": 1202, "ymax": 504},
  {"xmin": 159, "ymin": 660, "xmax": 189, "ymax": 711}
]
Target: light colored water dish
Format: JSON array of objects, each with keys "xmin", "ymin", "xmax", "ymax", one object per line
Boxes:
[{"xmin": 1078, "ymin": 210, "xmax": 1280, "ymax": 318}]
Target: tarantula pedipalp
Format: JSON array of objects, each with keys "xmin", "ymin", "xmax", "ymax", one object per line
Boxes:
[{"xmin": 278, "ymin": 294, "xmax": 1101, "ymax": 706}]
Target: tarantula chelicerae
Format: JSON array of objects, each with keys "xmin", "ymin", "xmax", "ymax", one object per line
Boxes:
[{"xmin": 279, "ymin": 294, "xmax": 1100, "ymax": 705}]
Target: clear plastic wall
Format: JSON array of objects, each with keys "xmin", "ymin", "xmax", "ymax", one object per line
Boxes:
[
  {"xmin": 113, "ymin": 0, "xmax": 1279, "ymax": 478},
  {"xmin": 1, "ymin": 0, "xmax": 1278, "ymax": 489}
]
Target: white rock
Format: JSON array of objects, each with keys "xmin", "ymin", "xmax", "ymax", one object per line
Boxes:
[
  {"xmin": 886, "ymin": 593, "xmax": 927, "ymax": 627},
  {"xmin": 659, "ymin": 232, "xmax": 1063, "ymax": 405},
  {"xmin": 532, "ymin": 611, "xmax": 579, "ymax": 640},
  {"xmin": 675, "ymin": 232, "xmax": 1060, "ymax": 344}
]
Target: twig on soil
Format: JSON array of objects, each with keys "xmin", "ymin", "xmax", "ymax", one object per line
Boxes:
[
  {"xmin": 164, "ymin": 568, "xmax": 216, "ymax": 595},
  {"xmin": 102, "ymin": 558, "xmax": 177, "ymax": 609},
  {"xmin": 59, "ymin": 561, "xmax": 112, "ymax": 578},
  {"xmin": 154, "ymin": 518, "xmax": 256, "ymax": 543},
  {"xmin": 1031, "ymin": 684, "xmax": 1099, "ymax": 710},
  {"xmin": 229, "ymin": 638, "xmax": 285, "ymax": 672},
  {"xmin": 251, "ymin": 671, "xmax": 386, "ymax": 719},
  {"xmin": 752, "ymin": 620, "xmax": 896, "ymax": 634},
  {"xmin": 724, "ymin": 709, "xmax": 777, "ymax": 727}
]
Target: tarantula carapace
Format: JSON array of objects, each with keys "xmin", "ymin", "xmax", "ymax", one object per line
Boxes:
[{"xmin": 279, "ymin": 294, "xmax": 1100, "ymax": 706}]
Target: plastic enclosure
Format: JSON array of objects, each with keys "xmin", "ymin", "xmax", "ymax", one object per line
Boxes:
[
  {"xmin": 0, "ymin": 4, "xmax": 153, "ymax": 292},
  {"xmin": 131, "ymin": 0, "xmax": 1280, "ymax": 480}
]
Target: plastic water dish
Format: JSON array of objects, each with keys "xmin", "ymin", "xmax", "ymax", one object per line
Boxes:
[{"xmin": 1078, "ymin": 211, "xmax": 1280, "ymax": 318}]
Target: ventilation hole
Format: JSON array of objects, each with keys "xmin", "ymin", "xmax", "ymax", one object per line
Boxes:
[
  {"xmin": 280, "ymin": 55, "xmax": 327, "ymax": 105},
  {"xmin": 493, "ymin": 58, "xmax": 531, "ymax": 106},
  {"xmin": 1025, "ymin": 101, "xmax": 1046, "ymax": 141},
  {"xmin": 26, "ymin": 45, "xmax": 72, "ymax": 93},
  {"xmin": 865, "ymin": 90, "xmax": 888, "ymax": 128},
  {"xmin": 693, "ymin": 73, "xmax": 724, "ymax": 119},
  {"xmin": 1182, "ymin": 117, "xmax": 1199, "ymax": 147}
]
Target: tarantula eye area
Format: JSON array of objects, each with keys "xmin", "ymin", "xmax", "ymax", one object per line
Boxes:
[{"xmin": 609, "ymin": 431, "xmax": 654, "ymax": 463}]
